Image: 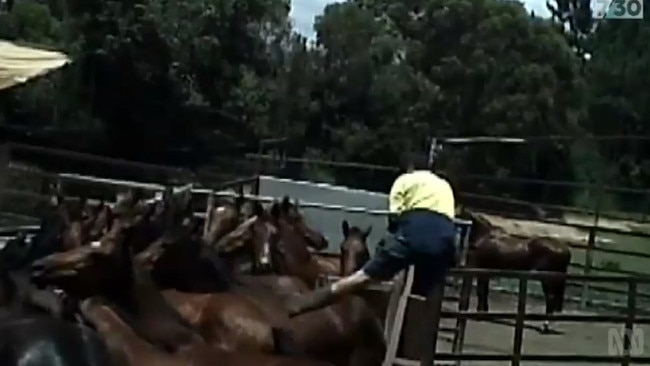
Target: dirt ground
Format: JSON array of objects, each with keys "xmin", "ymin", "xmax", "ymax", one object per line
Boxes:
[{"xmin": 428, "ymin": 291, "xmax": 650, "ymax": 365}]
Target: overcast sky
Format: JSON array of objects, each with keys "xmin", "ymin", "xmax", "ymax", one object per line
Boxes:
[{"xmin": 290, "ymin": 0, "xmax": 551, "ymax": 38}]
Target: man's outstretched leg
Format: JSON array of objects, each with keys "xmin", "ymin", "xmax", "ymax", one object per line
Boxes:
[{"xmin": 286, "ymin": 234, "xmax": 409, "ymax": 317}]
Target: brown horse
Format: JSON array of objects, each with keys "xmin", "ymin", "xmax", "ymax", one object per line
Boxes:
[
  {"xmin": 87, "ymin": 201, "xmax": 114, "ymax": 242},
  {"xmin": 32, "ymin": 194, "xmax": 300, "ymax": 356},
  {"xmin": 79, "ymin": 297, "xmax": 331, "ymax": 366},
  {"xmin": 143, "ymin": 201, "xmax": 385, "ymax": 366},
  {"xmin": 460, "ymin": 209, "xmax": 571, "ymax": 332},
  {"xmin": 33, "ymin": 225, "xmax": 331, "ymax": 366},
  {"xmin": 224, "ymin": 203, "xmax": 386, "ymax": 366},
  {"xmin": 278, "ymin": 196, "xmax": 329, "ymax": 251},
  {"xmin": 203, "ymin": 197, "xmax": 246, "ymax": 247},
  {"xmin": 339, "ymin": 221, "xmax": 371, "ymax": 277},
  {"xmin": 310, "ymin": 220, "xmax": 372, "ymax": 278}
]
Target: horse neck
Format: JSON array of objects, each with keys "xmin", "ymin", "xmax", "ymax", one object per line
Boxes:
[
  {"xmin": 81, "ymin": 298, "xmax": 163, "ymax": 363},
  {"xmin": 62, "ymin": 222, "xmax": 85, "ymax": 249},
  {"xmin": 104, "ymin": 253, "xmax": 202, "ymax": 352}
]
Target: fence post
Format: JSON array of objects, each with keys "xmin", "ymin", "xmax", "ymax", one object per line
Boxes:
[
  {"xmin": 512, "ymin": 276, "xmax": 528, "ymax": 366},
  {"xmin": 622, "ymin": 279, "xmax": 637, "ymax": 366},
  {"xmin": 581, "ymin": 181, "xmax": 603, "ymax": 309}
]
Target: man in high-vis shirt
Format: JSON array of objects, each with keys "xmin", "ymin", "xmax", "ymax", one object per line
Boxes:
[{"xmin": 286, "ymin": 152, "xmax": 456, "ymax": 317}]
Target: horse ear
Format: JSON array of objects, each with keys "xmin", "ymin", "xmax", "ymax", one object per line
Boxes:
[
  {"xmin": 342, "ymin": 220, "xmax": 350, "ymax": 237},
  {"xmin": 270, "ymin": 201, "xmax": 281, "ymax": 219},
  {"xmin": 253, "ymin": 201, "xmax": 265, "ymax": 217},
  {"xmin": 163, "ymin": 187, "xmax": 173, "ymax": 202},
  {"xmin": 281, "ymin": 196, "xmax": 291, "ymax": 211},
  {"xmin": 363, "ymin": 225, "xmax": 372, "ymax": 240}
]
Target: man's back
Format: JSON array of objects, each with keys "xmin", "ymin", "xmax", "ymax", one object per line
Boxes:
[{"xmin": 389, "ymin": 170, "xmax": 455, "ymax": 220}]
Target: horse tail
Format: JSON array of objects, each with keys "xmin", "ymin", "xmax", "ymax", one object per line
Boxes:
[{"xmin": 271, "ymin": 327, "xmax": 306, "ymax": 357}]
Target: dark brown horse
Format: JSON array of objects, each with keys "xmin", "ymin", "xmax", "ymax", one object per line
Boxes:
[
  {"xmin": 460, "ymin": 209, "xmax": 571, "ymax": 332},
  {"xmin": 143, "ymin": 200, "xmax": 385, "ymax": 366},
  {"xmin": 32, "ymin": 193, "xmax": 298, "ymax": 356},
  {"xmin": 79, "ymin": 296, "xmax": 331, "ymax": 366},
  {"xmin": 87, "ymin": 200, "xmax": 114, "ymax": 242},
  {"xmin": 32, "ymin": 223, "xmax": 332, "ymax": 366},
  {"xmin": 223, "ymin": 203, "xmax": 386, "ymax": 366},
  {"xmin": 310, "ymin": 220, "xmax": 372, "ymax": 278},
  {"xmin": 278, "ymin": 196, "xmax": 329, "ymax": 251},
  {"xmin": 339, "ymin": 221, "xmax": 371, "ymax": 277}
]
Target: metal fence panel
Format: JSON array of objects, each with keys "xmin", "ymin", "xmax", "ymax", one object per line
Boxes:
[{"xmin": 259, "ymin": 175, "xmax": 389, "ymax": 253}]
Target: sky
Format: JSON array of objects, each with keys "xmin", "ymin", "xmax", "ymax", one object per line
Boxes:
[{"xmin": 290, "ymin": 0, "xmax": 551, "ymax": 38}]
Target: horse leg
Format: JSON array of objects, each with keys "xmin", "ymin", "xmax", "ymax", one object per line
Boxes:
[
  {"xmin": 540, "ymin": 279, "xmax": 553, "ymax": 333},
  {"xmin": 476, "ymin": 276, "xmax": 489, "ymax": 313},
  {"xmin": 553, "ymin": 270, "xmax": 567, "ymax": 313}
]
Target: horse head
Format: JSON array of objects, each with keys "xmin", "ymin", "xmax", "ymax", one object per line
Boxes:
[
  {"xmin": 30, "ymin": 221, "xmax": 130, "ymax": 298},
  {"xmin": 458, "ymin": 208, "xmax": 495, "ymax": 246},
  {"xmin": 339, "ymin": 220, "xmax": 371, "ymax": 276},
  {"xmin": 203, "ymin": 199, "xmax": 242, "ymax": 245},
  {"xmin": 88, "ymin": 201, "xmax": 114, "ymax": 241},
  {"xmin": 279, "ymin": 196, "xmax": 329, "ymax": 251},
  {"xmin": 214, "ymin": 201, "xmax": 278, "ymax": 273}
]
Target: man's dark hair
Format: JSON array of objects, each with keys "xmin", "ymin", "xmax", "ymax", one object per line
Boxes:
[{"xmin": 398, "ymin": 151, "xmax": 430, "ymax": 172}]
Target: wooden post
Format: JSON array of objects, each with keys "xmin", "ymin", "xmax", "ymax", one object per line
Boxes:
[
  {"xmin": 383, "ymin": 271, "xmax": 405, "ymax": 341},
  {"xmin": 382, "ymin": 266, "xmax": 415, "ymax": 366},
  {"xmin": 420, "ymin": 272, "xmax": 447, "ymax": 366},
  {"xmin": 451, "ymin": 274, "xmax": 471, "ymax": 365},
  {"xmin": 512, "ymin": 277, "xmax": 528, "ymax": 366},
  {"xmin": 621, "ymin": 279, "xmax": 637, "ymax": 366}
]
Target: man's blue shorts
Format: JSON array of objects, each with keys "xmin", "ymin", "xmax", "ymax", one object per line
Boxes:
[{"xmin": 362, "ymin": 209, "xmax": 456, "ymax": 296}]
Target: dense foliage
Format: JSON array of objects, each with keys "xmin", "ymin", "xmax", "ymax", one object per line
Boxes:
[{"xmin": 0, "ymin": 0, "xmax": 648, "ymax": 213}]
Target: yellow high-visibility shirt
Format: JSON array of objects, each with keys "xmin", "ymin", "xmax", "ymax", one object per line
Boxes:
[{"xmin": 389, "ymin": 170, "xmax": 455, "ymax": 220}]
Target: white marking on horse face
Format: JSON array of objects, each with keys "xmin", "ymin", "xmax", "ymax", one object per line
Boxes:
[
  {"xmin": 215, "ymin": 206, "xmax": 226, "ymax": 213},
  {"xmin": 90, "ymin": 241, "xmax": 101, "ymax": 248},
  {"xmin": 53, "ymin": 288, "xmax": 65, "ymax": 296},
  {"xmin": 154, "ymin": 192, "xmax": 163, "ymax": 201},
  {"xmin": 260, "ymin": 241, "xmax": 271, "ymax": 265}
]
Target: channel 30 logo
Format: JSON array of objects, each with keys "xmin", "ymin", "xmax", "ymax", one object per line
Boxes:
[{"xmin": 595, "ymin": 0, "xmax": 644, "ymax": 19}]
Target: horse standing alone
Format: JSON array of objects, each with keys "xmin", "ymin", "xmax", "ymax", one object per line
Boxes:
[{"xmin": 461, "ymin": 210, "xmax": 571, "ymax": 333}]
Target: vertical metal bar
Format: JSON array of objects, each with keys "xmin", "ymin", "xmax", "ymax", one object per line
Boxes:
[
  {"xmin": 581, "ymin": 181, "xmax": 602, "ymax": 309},
  {"xmin": 451, "ymin": 273, "xmax": 472, "ymax": 366},
  {"xmin": 621, "ymin": 279, "xmax": 637, "ymax": 366},
  {"xmin": 512, "ymin": 276, "xmax": 528, "ymax": 366}
]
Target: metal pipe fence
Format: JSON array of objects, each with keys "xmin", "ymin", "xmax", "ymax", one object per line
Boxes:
[
  {"xmin": 3, "ymin": 167, "xmax": 650, "ymax": 311},
  {"xmin": 3, "ymin": 142, "xmax": 650, "ymax": 311}
]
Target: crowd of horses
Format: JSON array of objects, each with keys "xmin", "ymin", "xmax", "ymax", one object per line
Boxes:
[{"xmin": 0, "ymin": 183, "xmax": 572, "ymax": 366}]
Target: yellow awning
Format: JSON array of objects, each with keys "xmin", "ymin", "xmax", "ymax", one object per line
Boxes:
[{"xmin": 0, "ymin": 40, "xmax": 70, "ymax": 91}]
